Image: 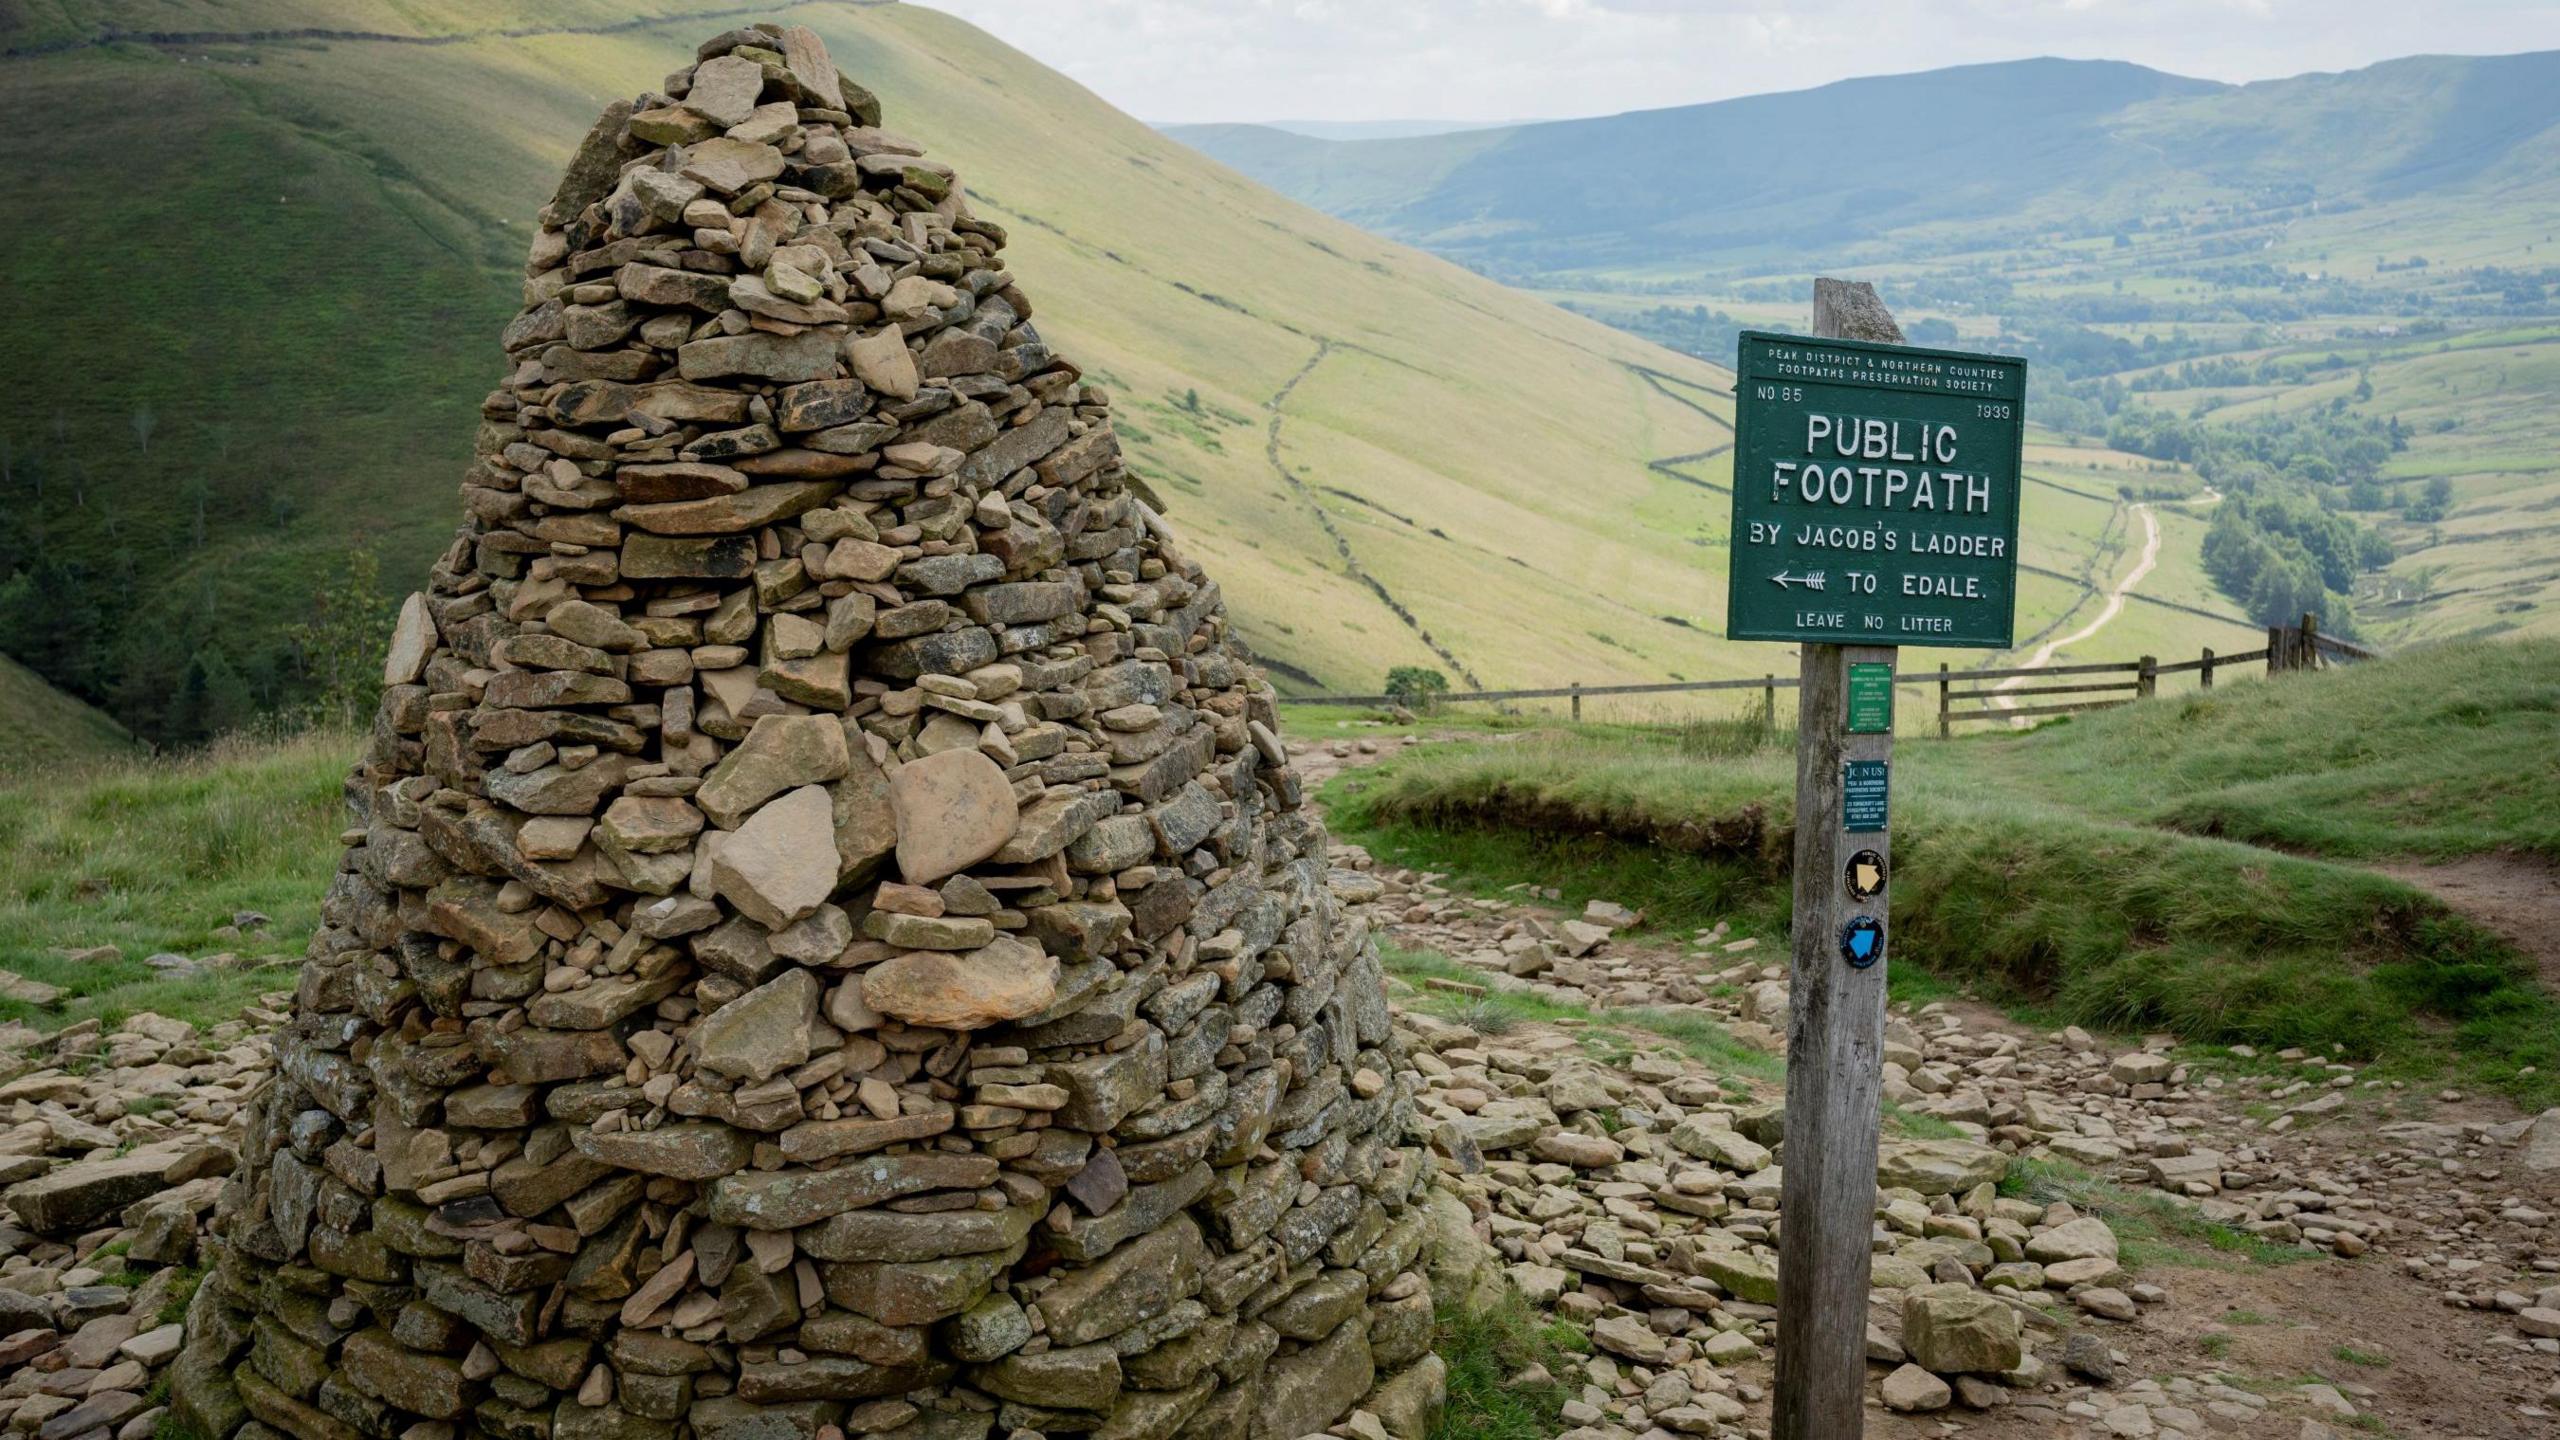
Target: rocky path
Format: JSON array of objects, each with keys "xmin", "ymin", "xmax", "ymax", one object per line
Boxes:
[{"xmin": 1300, "ymin": 734, "xmax": 2560, "ymax": 1440}]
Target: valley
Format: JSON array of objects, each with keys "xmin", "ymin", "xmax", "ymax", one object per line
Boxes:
[{"xmin": 1175, "ymin": 53, "xmax": 2560, "ymax": 655}]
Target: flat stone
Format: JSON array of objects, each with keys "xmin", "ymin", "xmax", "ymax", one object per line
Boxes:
[
  {"xmin": 2522, "ymin": 1108, "xmax": 2560, "ymax": 1171},
  {"xmin": 1881, "ymin": 1363, "xmax": 1951, "ymax": 1413},
  {"xmin": 1902, "ymin": 1284, "xmax": 2023, "ymax": 1374},
  {"xmin": 1697, "ymin": 1248, "xmax": 1778, "ymax": 1305},
  {"xmin": 710, "ymin": 785, "xmax": 839, "ymax": 928},
  {"xmin": 2026, "ymin": 1216, "xmax": 2119, "ymax": 1265},
  {"xmin": 889, "ymin": 749, "xmax": 1019, "ymax": 885},
  {"xmin": 991, "ymin": 786, "xmax": 1117, "ymax": 864},
  {"xmin": 618, "ymin": 480, "xmax": 840, "ymax": 536},
  {"xmin": 679, "ymin": 332, "xmax": 838, "ymax": 384},
  {"xmin": 709, "ymin": 1152, "xmax": 999, "ymax": 1230},
  {"xmin": 860, "ymin": 937, "xmax": 1057, "ymax": 1030},
  {"xmin": 683, "ymin": 54, "xmax": 767, "ymax": 126},
  {"xmin": 681, "ymin": 137, "xmax": 786, "ymax": 195},
  {"xmin": 1039, "ymin": 1214, "xmax": 1204, "ymax": 1347},
  {"xmin": 975, "ymin": 1342, "xmax": 1121, "ymax": 1411},
  {"xmin": 384, "ymin": 593, "xmax": 436, "ymax": 683},
  {"xmin": 846, "ymin": 328, "xmax": 918, "ymax": 400},
  {"xmin": 697, "ymin": 715, "xmax": 851, "ymax": 828},
  {"xmin": 574, "ymin": 1123, "xmax": 754, "ymax": 1180},
  {"xmin": 1249, "ymin": 1314, "xmax": 1371, "ymax": 1440},
  {"xmin": 5, "ymin": 1150, "xmax": 176, "ymax": 1235},
  {"xmin": 1877, "ymin": 1139, "xmax": 2009, "ymax": 1196},
  {"xmin": 693, "ymin": 969, "xmax": 823, "ymax": 1082}
]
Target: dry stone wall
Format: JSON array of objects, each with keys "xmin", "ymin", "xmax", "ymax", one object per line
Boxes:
[{"xmin": 171, "ymin": 24, "xmax": 1442, "ymax": 1440}]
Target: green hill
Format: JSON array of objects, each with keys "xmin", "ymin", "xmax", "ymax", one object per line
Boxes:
[
  {"xmin": 0, "ymin": 0, "xmax": 2247, "ymax": 748},
  {"xmin": 0, "ymin": 653, "xmax": 134, "ymax": 773}
]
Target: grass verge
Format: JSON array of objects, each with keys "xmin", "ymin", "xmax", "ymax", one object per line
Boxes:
[
  {"xmin": 0, "ymin": 729, "xmax": 353, "ymax": 1029},
  {"xmin": 1432, "ymin": 1295, "xmax": 1588, "ymax": 1440},
  {"xmin": 1324, "ymin": 660, "xmax": 2560, "ymax": 1109}
]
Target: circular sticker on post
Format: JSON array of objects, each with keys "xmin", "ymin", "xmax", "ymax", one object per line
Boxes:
[
  {"xmin": 1839, "ymin": 916, "xmax": 1885, "ymax": 970},
  {"xmin": 1845, "ymin": 849, "xmax": 1886, "ymax": 902}
]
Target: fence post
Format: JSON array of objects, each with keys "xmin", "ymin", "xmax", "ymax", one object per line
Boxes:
[
  {"xmin": 1937, "ymin": 663, "xmax": 1950, "ymax": 739},
  {"xmin": 1570, "ymin": 682, "xmax": 1582, "ymax": 723},
  {"xmin": 1763, "ymin": 674, "xmax": 1776, "ymax": 732},
  {"xmin": 2138, "ymin": 655, "xmax": 2156, "ymax": 700},
  {"xmin": 2200, "ymin": 647, "xmax": 2214, "ymax": 691},
  {"xmin": 2301, "ymin": 612, "xmax": 2320, "ymax": 670},
  {"xmin": 2266, "ymin": 625, "xmax": 2283, "ymax": 676}
]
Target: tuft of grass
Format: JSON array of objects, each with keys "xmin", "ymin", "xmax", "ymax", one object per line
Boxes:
[
  {"xmin": 2333, "ymin": 1344, "xmax": 2392, "ymax": 1368},
  {"xmin": 155, "ymin": 1267, "xmax": 203, "ymax": 1328},
  {"xmin": 2200, "ymin": 1333, "xmax": 2234, "ymax": 1359},
  {"xmin": 1432, "ymin": 1295, "xmax": 1588, "ymax": 1440},
  {"xmin": 2001, "ymin": 1158, "xmax": 2318, "ymax": 1271},
  {"xmin": 1381, "ymin": 945, "xmax": 1780, "ymax": 1083}
]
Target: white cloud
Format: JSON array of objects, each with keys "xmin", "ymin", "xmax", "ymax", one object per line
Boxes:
[{"xmin": 906, "ymin": 0, "xmax": 2560, "ymax": 124}]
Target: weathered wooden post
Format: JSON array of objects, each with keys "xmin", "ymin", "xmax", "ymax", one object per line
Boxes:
[
  {"xmin": 1764, "ymin": 673, "xmax": 1778, "ymax": 733},
  {"xmin": 1570, "ymin": 682, "xmax": 1583, "ymax": 722},
  {"xmin": 2201, "ymin": 646, "xmax": 2216, "ymax": 691},
  {"xmin": 1726, "ymin": 281, "xmax": 2027, "ymax": 1440},
  {"xmin": 2138, "ymin": 655, "xmax": 2157, "ymax": 700},
  {"xmin": 2301, "ymin": 611, "xmax": 2321, "ymax": 669},
  {"xmin": 1937, "ymin": 662, "xmax": 1951, "ymax": 739}
]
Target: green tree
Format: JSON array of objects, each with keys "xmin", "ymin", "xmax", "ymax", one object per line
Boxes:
[
  {"xmin": 288, "ymin": 545, "xmax": 390, "ymax": 730},
  {"xmin": 165, "ymin": 648, "xmax": 260, "ymax": 743},
  {"xmin": 1383, "ymin": 666, "xmax": 1449, "ymax": 708}
]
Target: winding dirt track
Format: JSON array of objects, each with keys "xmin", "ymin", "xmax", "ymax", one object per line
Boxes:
[{"xmin": 1994, "ymin": 501, "xmax": 2161, "ymax": 710}]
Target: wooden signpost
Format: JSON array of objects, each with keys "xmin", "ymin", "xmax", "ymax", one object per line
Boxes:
[{"xmin": 1730, "ymin": 280, "xmax": 2027, "ymax": 1439}]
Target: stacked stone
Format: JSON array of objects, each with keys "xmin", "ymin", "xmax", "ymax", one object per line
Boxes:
[{"xmin": 172, "ymin": 25, "xmax": 1443, "ymax": 1440}]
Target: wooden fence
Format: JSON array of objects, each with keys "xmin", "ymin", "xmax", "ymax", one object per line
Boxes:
[{"xmin": 1278, "ymin": 614, "xmax": 2374, "ymax": 728}]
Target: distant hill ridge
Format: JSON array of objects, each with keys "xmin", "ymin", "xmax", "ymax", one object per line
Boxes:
[{"xmin": 1167, "ymin": 50, "xmax": 2560, "ymax": 272}]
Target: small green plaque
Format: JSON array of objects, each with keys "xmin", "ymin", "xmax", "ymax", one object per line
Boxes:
[
  {"xmin": 1846, "ymin": 662, "xmax": 1894, "ymax": 733},
  {"xmin": 1725, "ymin": 331, "xmax": 2027, "ymax": 648},
  {"xmin": 1843, "ymin": 760, "xmax": 1889, "ymax": 833}
]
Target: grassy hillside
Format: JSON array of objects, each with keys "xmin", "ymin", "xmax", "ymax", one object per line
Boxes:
[
  {"xmin": 0, "ymin": 0, "xmax": 2249, "ymax": 750},
  {"xmin": 0, "ymin": 653, "xmax": 134, "ymax": 773},
  {"xmin": 1321, "ymin": 641, "xmax": 2560, "ymax": 1103}
]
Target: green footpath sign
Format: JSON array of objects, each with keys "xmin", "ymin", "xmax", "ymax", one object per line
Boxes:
[
  {"xmin": 1725, "ymin": 332, "xmax": 2027, "ymax": 648},
  {"xmin": 1846, "ymin": 662, "xmax": 1893, "ymax": 734}
]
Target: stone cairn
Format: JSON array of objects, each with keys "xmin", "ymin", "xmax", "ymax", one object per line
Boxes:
[{"xmin": 172, "ymin": 24, "xmax": 1448, "ymax": 1440}]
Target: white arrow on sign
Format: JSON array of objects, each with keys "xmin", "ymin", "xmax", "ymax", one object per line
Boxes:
[{"xmin": 1770, "ymin": 570, "xmax": 1828, "ymax": 591}]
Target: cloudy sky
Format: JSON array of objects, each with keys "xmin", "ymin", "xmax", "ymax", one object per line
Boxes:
[{"xmin": 908, "ymin": 0, "xmax": 2560, "ymax": 126}]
